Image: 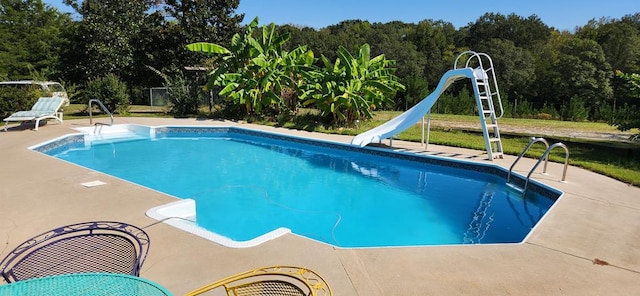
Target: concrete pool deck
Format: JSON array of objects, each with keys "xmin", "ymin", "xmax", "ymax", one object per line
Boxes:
[{"xmin": 1, "ymin": 117, "xmax": 639, "ymax": 295}]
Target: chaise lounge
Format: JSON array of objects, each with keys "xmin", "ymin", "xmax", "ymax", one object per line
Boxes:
[{"xmin": 3, "ymin": 96, "xmax": 65, "ymax": 131}]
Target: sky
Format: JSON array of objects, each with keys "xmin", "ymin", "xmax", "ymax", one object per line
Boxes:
[{"xmin": 43, "ymin": 0, "xmax": 638, "ymax": 32}]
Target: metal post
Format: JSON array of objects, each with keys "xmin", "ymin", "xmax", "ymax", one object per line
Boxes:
[
  {"xmin": 425, "ymin": 111, "xmax": 431, "ymax": 150},
  {"xmin": 149, "ymin": 88, "xmax": 154, "ymax": 111},
  {"xmin": 421, "ymin": 117, "xmax": 425, "ymax": 147}
]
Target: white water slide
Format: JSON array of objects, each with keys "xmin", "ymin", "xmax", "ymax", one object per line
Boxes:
[{"xmin": 351, "ymin": 67, "xmax": 480, "ymax": 147}]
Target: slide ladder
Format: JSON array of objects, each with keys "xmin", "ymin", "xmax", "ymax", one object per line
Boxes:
[
  {"xmin": 350, "ymin": 51, "xmax": 505, "ymax": 160},
  {"xmin": 455, "ymin": 51, "xmax": 504, "ymax": 159}
]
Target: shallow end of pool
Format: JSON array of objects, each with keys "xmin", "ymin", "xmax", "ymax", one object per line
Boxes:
[{"xmin": 146, "ymin": 199, "xmax": 291, "ymax": 248}]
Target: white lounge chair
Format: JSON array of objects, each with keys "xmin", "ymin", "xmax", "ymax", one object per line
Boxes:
[{"xmin": 3, "ymin": 96, "xmax": 64, "ymax": 131}]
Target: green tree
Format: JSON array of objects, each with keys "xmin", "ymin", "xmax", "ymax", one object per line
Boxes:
[
  {"xmin": 554, "ymin": 37, "xmax": 613, "ymax": 120},
  {"xmin": 577, "ymin": 18, "xmax": 640, "ymax": 72},
  {"xmin": 476, "ymin": 38, "xmax": 536, "ymax": 109},
  {"xmin": 321, "ymin": 20, "xmax": 373, "ymax": 62},
  {"xmin": 278, "ymin": 25, "xmax": 332, "ymax": 59},
  {"xmin": 161, "ymin": 0, "xmax": 243, "ymax": 69},
  {"xmin": 0, "ymin": 0, "xmax": 71, "ymax": 79},
  {"xmin": 126, "ymin": 10, "xmax": 169, "ymax": 92},
  {"xmin": 62, "ymin": 0, "xmax": 156, "ymax": 81},
  {"xmin": 466, "ymin": 13, "xmax": 551, "ymax": 49},
  {"xmin": 613, "ymin": 71, "xmax": 640, "ymax": 138},
  {"xmin": 163, "ymin": 0, "xmax": 242, "ymax": 46},
  {"xmin": 577, "ymin": 17, "xmax": 640, "ymax": 115},
  {"xmin": 370, "ymin": 21, "xmax": 427, "ymax": 80},
  {"xmin": 529, "ymin": 30, "xmax": 564, "ymax": 114},
  {"xmin": 397, "ymin": 75, "xmax": 429, "ymax": 110},
  {"xmin": 533, "ymin": 32, "xmax": 613, "ymax": 121},
  {"xmin": 407, "ymin": 19, "xmax": 459, "ymax": 87}
]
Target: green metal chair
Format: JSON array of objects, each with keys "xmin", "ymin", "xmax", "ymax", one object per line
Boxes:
[{"xmin": 0, "ymin": 221, "xmax": 150, "ymax": 283}]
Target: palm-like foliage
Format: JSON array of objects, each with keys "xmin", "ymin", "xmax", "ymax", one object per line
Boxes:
[
  {"xmin": 187, "ymin": 17, "xmax": 314, "ymax": 115},
  {"xmin": 188, "ymin": 18, "xmax": 404, "ymax": 124},
  {"xmin": 300, "ymin": 44, "xmax": 405, "ymax": 124}
]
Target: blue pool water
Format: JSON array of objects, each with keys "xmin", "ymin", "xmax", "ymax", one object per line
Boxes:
[{"xmin": 39, "ymin": 126, "xmax": 558, "ymax": 248}]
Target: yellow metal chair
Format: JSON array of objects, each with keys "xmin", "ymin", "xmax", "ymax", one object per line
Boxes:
[{"xmin": 185, "ymin": 265, "xmax": 333, "ymax": 296}]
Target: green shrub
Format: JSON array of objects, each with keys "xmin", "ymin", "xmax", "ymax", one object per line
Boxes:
[
  {"xmin": 513, "ymin": 99, "xmax": 535, "ymax": 118},
  {"xmin": 501, "ymin": 99, "xmax": 513, "ymax": 117},
  {"xmin": 561, "ymin": 96, "xmax": 589, "ymax": 121},
  {"xmin": 146, "ymin": 66, "xmax": 201, "ymax": 117},
  {"xmin": 434, "ymin": 88, "xmax": 475, "ymax": 115},
  {"xmin": 164, "ymin": 75, "xmax": 201, "ymax": 117},
  {"xmin": 539, "ymin": 103, "xmax": 560, "ymax": 119},
  {"xmin": 0, "ymin": 87, "xmax": 40, "ymax": 118},
  {"xmin": 592, "ymin": 102, "xmax": 614, "ymax": 122},
  {"xmin": 84, "ymin": 74, "xmax": 130, "ymax": 114},
  {"xmin": 63, "ymin": 82, "xmax": 82, "ymax": 104}
]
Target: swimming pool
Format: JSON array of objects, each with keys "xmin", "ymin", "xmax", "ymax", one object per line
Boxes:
[{"xmin": 33, "ymin": 124, "xmax": 561, "ymax": 248}]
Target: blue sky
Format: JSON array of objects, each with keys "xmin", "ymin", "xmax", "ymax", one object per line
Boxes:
[{"xmin": 44, "ymin": 0, "xmax": 637, "ymax": 31}]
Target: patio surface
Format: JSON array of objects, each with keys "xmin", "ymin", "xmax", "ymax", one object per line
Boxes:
[{"xmin": 1, "ymin": 117, "xmax": 639, "ymax": 295}]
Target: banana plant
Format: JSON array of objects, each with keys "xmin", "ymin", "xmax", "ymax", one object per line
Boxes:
[
  {"xmin": 300, "ymin": 44, "xmax": 405, "ymax": 124},
  {"xmin": 187, "ymin": 17, "xmax": 314, "ymax": 115}
]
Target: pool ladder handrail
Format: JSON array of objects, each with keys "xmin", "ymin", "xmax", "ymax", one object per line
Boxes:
[
  {"xmin": 507, "ymin": 137, "xmax": 549, "ymax": 183},
  {"xmin": 88, "ymin": 99, "xmax": 113, "ymax": 127},
  {"xmin": 509, "ymin": 138, "xmax": 569, "ymax": 193}
]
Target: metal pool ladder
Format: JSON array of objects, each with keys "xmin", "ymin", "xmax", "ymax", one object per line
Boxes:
[
  {"xmin": 88, "ymin": 99, "xmax": 114, "ymax": 128},
  {"xmin": 508, "ymin": 137, "xmax": 569, "ymax": 193}
]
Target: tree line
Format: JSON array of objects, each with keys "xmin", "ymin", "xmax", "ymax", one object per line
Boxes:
[
  {"xmin": 0, "ymin": 0, "xmax": 639, "ymax": 133},
  {"xmin": 277, "ymin": 14, "xmax": 640, "ymax": 128}
]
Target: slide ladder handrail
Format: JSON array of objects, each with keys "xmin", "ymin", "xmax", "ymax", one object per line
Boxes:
[{"xmin": 454, "ymin": 51, "xmax": 504, "ymax": 119}]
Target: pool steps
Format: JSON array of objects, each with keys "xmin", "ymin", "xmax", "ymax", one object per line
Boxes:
[
  {"xmin": 74, "ymin": 124, "xmax": 151, "ymax": 145},
  {"xmin": 146, "ymin": 199, "xmax": 291, "ymax": 248}
]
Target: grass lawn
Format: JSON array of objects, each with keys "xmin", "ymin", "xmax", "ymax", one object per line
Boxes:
[{"xmin": 63, "ymin": 103, "xmax": 168, "ymax": 119}]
